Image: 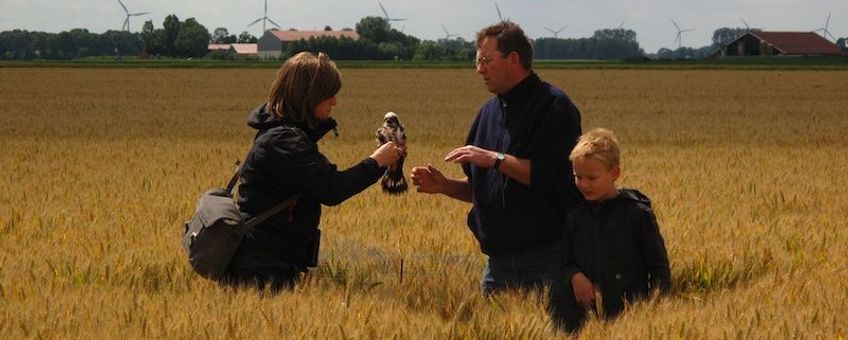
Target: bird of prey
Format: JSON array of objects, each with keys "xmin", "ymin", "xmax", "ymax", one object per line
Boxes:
[{"xmin": 375, "ymin": 111, "xmax": 407, "ymax": 195}]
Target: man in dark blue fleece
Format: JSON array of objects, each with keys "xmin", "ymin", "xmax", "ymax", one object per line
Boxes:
[{"xmin": 410, "ymin": 21, "xmax": 582, "ymax": 327}]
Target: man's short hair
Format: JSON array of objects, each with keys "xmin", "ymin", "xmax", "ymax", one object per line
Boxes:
[
  {"xmin": 570, "ymin": 128, "xmax": 620, "ymax": 168},
  {"xmin": 476, "ymin": 21, "xmax": 533, "ymax": 70}
]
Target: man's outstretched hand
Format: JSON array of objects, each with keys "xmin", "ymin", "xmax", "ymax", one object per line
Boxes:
[{"xmin": 410, "ymin": 164, "xmax": 447, "ymax": 194}]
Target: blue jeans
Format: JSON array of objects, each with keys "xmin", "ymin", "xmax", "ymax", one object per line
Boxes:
[{"xmin": 480, "ymin": 243, "xmax": 581, "ymax": 332}]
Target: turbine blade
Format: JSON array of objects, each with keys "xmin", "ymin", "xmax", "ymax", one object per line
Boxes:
[
  {"xmin": 442, "ymin": 24, "xmax": 449, "ymax": 35},
  {"xmin": 264, "ymin": 0, "xmax": 268, "ymax": 16},
  {"xmin": 741, "ymin": 17, "xmax": 750, "ymax": 29},
  {"xmin": 248, "ymin": 18, "xmax": 263, "ymax": 26},
  {"xmin": 267, "ymin": 18, "xmax": 282, "ymax": 29},
  {"xmin": 130, "ymin": 12, "xmax": 150, "ymax": 16},
  {"xmin": 671, "ymin": 19, "xmax": 681, "ymax": 31},
  {"xmin": 379, "ymin": 1, "xmax": 389, "ymax": 18},
  {"xmin": 117, "ymin": 0, "xmax": 128, "ymax": 13},
  {"xmin": 495, "ymin": 2, "xmax": 503, "ymax": 21},
  {"xmin": 618, "ymin": 19, "xmax": 626, "ymax": 29},
  {"xmin": 826, "ymin": 31, "xmax": 836, "ymax": 40},
  {"xmin": 558, "ymin": 25, "xmax": 567, "ymax": 33}
]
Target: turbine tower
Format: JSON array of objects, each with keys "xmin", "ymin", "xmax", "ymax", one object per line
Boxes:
[
  {"xmin": 248, "ymin": 0, "xmax": 281, "ymax": 34},
  {"xmin": 672, "ymin": 19, "xmax": 694, "ymax": 49},
  {"xmin": 117, "ymin": 0, "xmax": 149, "ymax": 32},
  {"xmin": 378, "ymin": 1, "xmax": 406, "ymax": 26},
  {"xmin": 543, "ymin": 25, "xmax": 567, "ymax": 39},
  {"xmin": 815, "ymin": 13, "xmax": 836, "ymax": 41}
]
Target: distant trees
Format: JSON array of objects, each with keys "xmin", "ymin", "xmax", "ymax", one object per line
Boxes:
[
  {"xmin": 140, "ymin": 15, "xmax": 210, "ymax": 58},
  {"xmin": 176, "ymin": 18, "xmax": 212, "ymax": 57},
  {"xmin": 0, "ymin": 15, "xmax": 211, "ymax": 60},
  {"xmin": 237, "ymin": 31, "xmax": 258, "ymax": 43},
  {"xmin": 534, "ymin": 28, "xmax": 643, "ymax": 60},
  {"xmin": 354, "ymin": 16, "xmax": 420, "ymax": 60},
  {"xmin": 285, "ymin": 16, "xmax": 428, "ymax": 60},
  {"xmin": 0, "ymin": 28, "xmax": 143, "ymax": 59},
  {"xmin": 212, "ymin": 27, "xmax": 237, "ymax": 44},
  {"xmin": 711, "ymin": 27, "xmax": 755, "ymax": 49}
]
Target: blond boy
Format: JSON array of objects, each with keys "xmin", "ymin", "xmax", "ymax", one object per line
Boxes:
[{"xmin": 559, "ymin": 128, "xmax": 671, "ymax": 332}]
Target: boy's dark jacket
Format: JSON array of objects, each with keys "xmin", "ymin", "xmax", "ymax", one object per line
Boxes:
[
  {"xmin": 234, "ymin": 104, "xmax": 384, "ymax": 271},
  {"xmin": 562, "ymin": 188, "xmax": 671, "ymax": 306}
]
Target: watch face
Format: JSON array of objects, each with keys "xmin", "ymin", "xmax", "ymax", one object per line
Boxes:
[{"xmin": 497, "ymin": 152, "xmax": 505, "ymax": 160}]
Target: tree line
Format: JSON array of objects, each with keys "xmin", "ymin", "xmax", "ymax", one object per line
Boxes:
[
  {"xmin": 0, "ymin": 15, "xmax": 210, "ymax": 60},
  {"xmin": 1, "ymin": 13, "xmax": 759, "ymax": 61}
]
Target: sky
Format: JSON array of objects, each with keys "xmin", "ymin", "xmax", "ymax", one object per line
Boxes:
[{"xmin": 1, "ymin": 0, "xmax": 845, "ymax": 53}]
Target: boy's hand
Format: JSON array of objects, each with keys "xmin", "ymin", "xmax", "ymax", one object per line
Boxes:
[{"xmin": 571, "ymin": 272, "xmax": 595, "ymax": 309}]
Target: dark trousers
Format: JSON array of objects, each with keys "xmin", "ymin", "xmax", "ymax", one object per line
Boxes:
[
  {"xmin": 223, "ymin": 248, "xmax": 300, "ymax": 293},
  {"xmin": 480, "ymin": 243, "xmax": 582, "ymax": 332}
]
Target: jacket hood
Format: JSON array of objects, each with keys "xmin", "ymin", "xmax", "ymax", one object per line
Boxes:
[
  {"xmin": 246, "ymin": 103, "xmax": 337, "ymax": 142},
  {"xmin": 616, "ymin": 188, "xmax": 652, "ymax": 208}
]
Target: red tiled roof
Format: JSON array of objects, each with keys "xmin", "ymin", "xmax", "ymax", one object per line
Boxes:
[
  {"xmin": 230, "ymin": 43, "xmax": 257, "ymax": 54},
  {"xmin": 208, "ymin": 44, "xmax": 231, "ymax": 51},
  {"xmin": 749, "ymin": 31, "xmax": 842, "ymax": 55},
  {"xmin": 268, "ymin": 30, "xmax": 360, "ymax": 42},
  {"xmin": 207, "ymin": 43, "xmax": 258, "ymax": 55}
]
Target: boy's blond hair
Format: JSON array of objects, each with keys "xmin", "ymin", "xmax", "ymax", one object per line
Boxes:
[{"xmin": 569, "ymin": 128, "xmax": 620, "ymax": 168}]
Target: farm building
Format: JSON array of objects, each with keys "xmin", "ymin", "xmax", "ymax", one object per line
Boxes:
[
  {"xmin": 257, "ymin": 30, "xmax": 360, "ymax": 58},
  {"xmin": 714, "ymin": 31, "xmax": 843, "ymax": 57},
  {"xmin": 207, "ymin": 43, "xmax": 258, "ymax": 57},
  {"xmin": 838, "ymin": 38, "xmax": 847, "ymax": 52}
]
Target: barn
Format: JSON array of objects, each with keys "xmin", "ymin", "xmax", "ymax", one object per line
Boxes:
[
  {"xmin": 838, "ymin": 38, "xmax": 848, "ymax": 53},
  {"xmin": 715, "ymin": 31, "xmax": 843, "ymax": 57},
  {"xmin": 257, "ymin": 30, "xmax": 360, "ymax": 58}
]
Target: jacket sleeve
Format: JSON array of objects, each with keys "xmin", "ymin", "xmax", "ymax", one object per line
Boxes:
[
  {"xmin": 528, "ymin": 96, "xmax": 582, "ymax": 204},
  {"xmin": 561, "ymin": 212, "xmax": 582, "ymax": 281},
  {"xmin": 639, "ymin": 208, "xmax": 672, "ymax": 295},
  {"xmin": 263, "ymin": 131, "xmax": 385, "ymax": 207}
]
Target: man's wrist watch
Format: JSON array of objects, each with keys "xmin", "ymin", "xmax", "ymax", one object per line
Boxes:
[{"xmin": 493, "ymin": 152, "xmax": 505, "ymax": 170}]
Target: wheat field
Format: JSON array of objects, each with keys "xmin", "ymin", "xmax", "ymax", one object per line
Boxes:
[{"xmin": 0, "ymin": 67, "xmax": 846, "ymax": 339}]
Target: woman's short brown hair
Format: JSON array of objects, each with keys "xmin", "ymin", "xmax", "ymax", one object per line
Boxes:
[{"xmin": 267, "ymin": 51, "xmax": 341, "ymax": 127}]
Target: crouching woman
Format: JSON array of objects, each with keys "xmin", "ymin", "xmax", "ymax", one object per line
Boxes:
[{"xmin": 225, "ymin": 52, "xmax": 404, "ymax": 291}]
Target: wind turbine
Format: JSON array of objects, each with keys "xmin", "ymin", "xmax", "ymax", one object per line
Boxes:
[
  {"xmin": 740, "ymin": 17, "xmax": 751, "ymax": 31},
  {"xmin": 378, "ymin": 1, "xmax": 406, "ymax": 25},
  {"xmin": 248, "ymin": 0, "xmax": 281, "ymax": 34},
  {"xmin": 543, "ymin": 25, "xmax": 567, "ymax": 39},
  {"xmin": 617, "ymin": 19, "xmax": 627, "ymax": 29},
  {"xmin": 441, "ymin": 24, "xmax": 457, "ymax": 40},
  {"xmin": 116, "ymin": 0, "xmax": 149, "ymax": 32},
  {"xmin": 671, "ymin": 19, "xmax": 694, "ymax": 49},
  {"xmin": 815, "ymin": 13, "xmax": 836, "ymax": 41}
]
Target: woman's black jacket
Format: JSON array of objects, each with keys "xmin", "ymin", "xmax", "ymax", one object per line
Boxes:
[{"xmin": 234, "ymin": 104, "xmax": 384, "ymax": 271}]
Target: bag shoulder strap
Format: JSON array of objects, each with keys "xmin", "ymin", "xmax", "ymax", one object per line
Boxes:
[
  {"xmin": 242, "ymin": 194, "xmax": 302, "ymax": 230},
  {"xmin": 228, "ymin": 133, "xmax": 302, "ymax": 231}
]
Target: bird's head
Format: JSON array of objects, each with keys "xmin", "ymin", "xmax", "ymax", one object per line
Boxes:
[{"xmin": 384, "ymin": 111, "xmax": 399, "ymax": 124}]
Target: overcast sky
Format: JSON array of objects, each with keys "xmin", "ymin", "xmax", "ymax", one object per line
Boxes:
[{"xmin": 1, "ymin": 0, "xmax": 845, "ymax": 53}]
